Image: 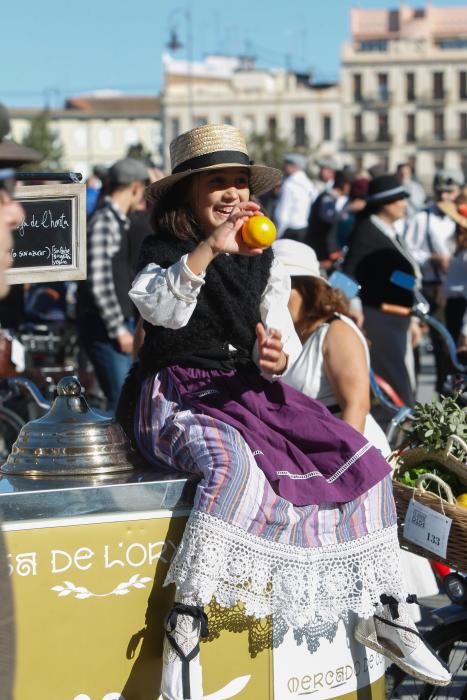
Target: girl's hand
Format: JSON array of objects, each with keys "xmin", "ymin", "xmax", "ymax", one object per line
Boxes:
[
  {"xmin": 204, "ymin": 201, "xmax": 265, "ymax": 256},
  {"xmin": 256, "ymin": 323, "xmax": 288, "ymax": 375}
]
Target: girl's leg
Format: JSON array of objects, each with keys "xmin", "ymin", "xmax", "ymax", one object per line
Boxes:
[{"xmin": 161, "ymin": 603, "xmax": 208, "ymax": 700}]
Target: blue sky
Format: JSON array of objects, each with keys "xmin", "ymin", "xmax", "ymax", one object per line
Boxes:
[{"xmin": 3, "ymin": 0, "xmax": 467, "ymax": 108}]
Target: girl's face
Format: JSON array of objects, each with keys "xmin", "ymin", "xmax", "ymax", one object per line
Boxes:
[
  {"xmin": 288, "ymin": 287, "xmax": 304, "ymax": 323},
  {"xmin": 188, "ymin": 167, "xmax": 250, "ymax": 235}
]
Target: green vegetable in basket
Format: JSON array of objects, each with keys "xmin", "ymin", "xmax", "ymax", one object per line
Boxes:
[
  {"xmin": 397, "ymin": 462, "xmax": 463, "ymax": 496},
  {"xmin": 404, "ymin": 394, "xmax": 467, "ymax": 457}
]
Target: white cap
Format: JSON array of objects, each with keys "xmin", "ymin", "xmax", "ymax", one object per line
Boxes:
[{"xmin": 272, "ymin": 239, "xmax": 322, "ymax": 278}]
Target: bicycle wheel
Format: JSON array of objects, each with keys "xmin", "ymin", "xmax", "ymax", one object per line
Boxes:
[
  {"xmin": 386, "ymin": 619, "xmax": 467, "ymax": 700},
  {"xmin": 0, "ymin": 406, "xmax": 25, "ymax": 462}
]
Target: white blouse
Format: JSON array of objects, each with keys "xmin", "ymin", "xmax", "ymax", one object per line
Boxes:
[
  {"xmin": 129, "ymin": 254, "xmax": 303, "ymax": 378},
  {"xmin": 283, "ymin": 314, "xmax": 391, "ymax": 456}
]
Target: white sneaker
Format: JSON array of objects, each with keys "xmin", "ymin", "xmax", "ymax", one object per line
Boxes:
[{"xmin": 354, "ymin": 598, "xmax": 451, "ymax": 687}]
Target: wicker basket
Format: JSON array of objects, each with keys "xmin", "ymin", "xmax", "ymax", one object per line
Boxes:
[
  {"xmin": 394, "ymin": 435, "xmax": 467, "ymax": 488},
  {"xmin": 392, "ymin": 436, "xmax": 467, "ymax": 571}
]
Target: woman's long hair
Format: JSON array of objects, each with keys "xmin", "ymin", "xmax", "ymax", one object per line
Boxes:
[{"xmin": 292, "ymin": 276, "xmax": 350, "ymax": 341}]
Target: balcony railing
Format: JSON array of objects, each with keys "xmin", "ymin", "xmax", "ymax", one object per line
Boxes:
[
  {"xmin": 342, "ymin": 134, "xmax": 393, "ymax": 150},
  {"xmin": 353, "ymin": 91, "xmax": 392, "ymax": 107},
  {"xmin": 417, "ymin": 132, "xmax": 467, "ymax": 148},
  {"xmin": 417, "ymin": 91, "xmax": 449, "ymax": 108}
]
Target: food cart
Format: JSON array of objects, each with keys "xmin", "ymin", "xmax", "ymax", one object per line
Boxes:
[{"xmin": 0, "ymin": 377, "xmax": 385, "ymax": 700}]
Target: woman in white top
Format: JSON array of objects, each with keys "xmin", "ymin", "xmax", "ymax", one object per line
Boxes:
[
  {"xmin": 273, "ymin": 238, "xmax": 439, "ymax": 618},
  {"xmin": 273, "ymin": 238, "xmax": 390, "ymax": 456}
]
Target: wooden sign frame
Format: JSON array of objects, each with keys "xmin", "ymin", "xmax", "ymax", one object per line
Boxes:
[{"xmin": 6, "ymin": 183, "xmax": 86, "ymax": 285}]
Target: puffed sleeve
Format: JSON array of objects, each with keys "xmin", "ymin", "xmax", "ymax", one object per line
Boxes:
[
  {"xmin": 252, "ymin": 257, "xmax": 302, "ymax": 378},
  {"xmin": 129, "ymin": 254, "xmax": 205, "ymax": 329}
]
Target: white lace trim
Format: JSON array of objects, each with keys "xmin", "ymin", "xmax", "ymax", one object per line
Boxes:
[
  {"xmin": 165, "ymin": 510, "xmax": 406, "ymax": 652},
  {"xmin": 276, "ymin": 441, "xmax": 372, "ymax": 481}
]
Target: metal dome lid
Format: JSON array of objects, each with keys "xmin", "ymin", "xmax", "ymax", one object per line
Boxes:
[{"xmin": 1, "ymin": 376, "xmax": 135, "ymax": 477}]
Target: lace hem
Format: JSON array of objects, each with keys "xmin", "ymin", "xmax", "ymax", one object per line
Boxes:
[{"xmin": 165, "ymin": 510, "xmax": 407, "ymax": 652}]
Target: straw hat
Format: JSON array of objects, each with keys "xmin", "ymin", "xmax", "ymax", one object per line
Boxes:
[
  {"xmin": 147, "ymin": 124, "xmax": 282, "ymax": 202},
  {"xmin": 438, "ymin": 200, "xmax": 467, "ymax": 228}
]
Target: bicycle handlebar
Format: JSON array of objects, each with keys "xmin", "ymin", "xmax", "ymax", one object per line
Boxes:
[
  {"xmin": 381, "ymin": 299, "xmax": 467, "ymax": 377},
  {"xmin": 5, "ymin": 377, "xmax": 51, "ymax": 412}
]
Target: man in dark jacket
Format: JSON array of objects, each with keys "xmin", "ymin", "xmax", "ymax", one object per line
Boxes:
[
  {"xmin": 77, "ymin": 158, "xmax": 148, "ymax": 411},
  {"xmin": 343, "ymin": 174, "xmax": 419, "ymax": 406},
  {"xmin": 306, "ymin": 169, "xmax": 353, "ymax": 265}
]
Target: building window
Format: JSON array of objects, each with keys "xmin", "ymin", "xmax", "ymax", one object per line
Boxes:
[
  {"xmin": 222, "ymin": 115, "xmax": 233, "ymax": 125},
  {"xmin": 460, "ymin": 72, "xmax": 467, "ymax": 101},
  {"xmin": 194, "ymin": 116, "xmax": 208, "ymax": 127},
  {"xmin": 434, "ymin": 112, "xmax": 445, "ymax": 141},
  {"xmin": 242, "ymin": 115, "xmax": 255, "ymax": 135},
  {"xmin": 267, "ymin": 116, "xmax": 277, "ymax": 135},
  {"xmin": 433, "ymin": 72, "xmax": 444, "ymax": 100},
  {"xmin": 434, "ymin": 156, "xmax": 445, "ymax": 171},
  {"xmin": 437, "ymin": 37, "xmax": 467, "ymax": 49},
  {"xmin": 461, "ymin": 154, "xmax": 467, "ymax": 179},
  {"xmin": 407, "ymin": 155, "xmax": 417, "ymax": 174},
  {"xmin": 294, "ymin": 116, "xmax": 306, "ymax": 147},
  {"xmin": 406, "ymin": 73, "xmax": 415, "ymax": 102},
  {"xmin": 354, "ymin": 155, "xmax": 364, "ymax": 171},
  {"xmin": 377, "ymin": 113, "xmax": 389, "ymax": 142},
  {"xmin": 353, "ymin": 74, "xmax": 362, "ymax": 102},
  {"xmin": 124, "ymin": 127, "xmax": 139, "ymax": 146},
  {"xmin": 171, "ymin": 118, "xmax": 180, "ymax": 140},
  {"xmin": 377, "ymin": 73, "xmax": 389, "ymax": 101},
  {"xmin": 322, "ymin": 115, "xmax": 332, "ymax": 141},
  {"xmin": 97, "ymin": 126, "xmax": 113, "ymax": 150},
  {"xmin": 353, "ymin": 114, "xmax": 363, "ymax": 142},
  {"xmin": 406, "ymin": 114, "xmax": 416, "ymax": 143},
  {"xmin": 460, "ymin": 113, "xmax": 467, "ymax": 140},
  {"xmin": 358, "ymin": 40, "xmax": 387, "ymax": 52},
  {"xmin": 72, "ymin": 126, "xmax": 87, "ymax": 151}
]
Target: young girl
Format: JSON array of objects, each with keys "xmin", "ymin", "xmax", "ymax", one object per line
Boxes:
[{"xmin": 128, "ymin": 124, "xmax": 449, "ymax": 699}]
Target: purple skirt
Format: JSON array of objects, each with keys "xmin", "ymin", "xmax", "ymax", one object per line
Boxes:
[{"xmin": 167, "ymin": 365, "xmax": 390, "ymax": 506}]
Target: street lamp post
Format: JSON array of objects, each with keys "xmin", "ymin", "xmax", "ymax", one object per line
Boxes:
[{"xmin": 167, "ymin": 8, "xmax": 194, "ymax": 129}]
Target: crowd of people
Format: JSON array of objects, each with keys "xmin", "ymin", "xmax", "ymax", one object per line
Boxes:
[{"xmin": 0, "ymin": 105, "xmax": 465, "ymax": 698}]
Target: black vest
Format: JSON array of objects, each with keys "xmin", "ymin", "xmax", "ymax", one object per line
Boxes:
[{"xmin": 137, "ymin": 232, "xmax": 273, "ymax": 374}]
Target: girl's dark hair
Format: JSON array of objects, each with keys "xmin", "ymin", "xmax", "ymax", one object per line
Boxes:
[
  {"xmin": 291, "ymin": 276, "xmax": 350, "ymax": 340},
  {"xmin": 149, "ymin": 175, "xmax": 199, "ymax": 240}
]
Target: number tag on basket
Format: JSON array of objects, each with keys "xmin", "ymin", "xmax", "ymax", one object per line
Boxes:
[{"xmin": 403, "ymin": 499, "xmax": 452, "ymax": 558}]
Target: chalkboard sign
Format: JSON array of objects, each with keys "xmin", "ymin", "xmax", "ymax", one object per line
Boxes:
[{"xmin": 6, "ymin": 183, "xmax": 86, "ymax": 284}]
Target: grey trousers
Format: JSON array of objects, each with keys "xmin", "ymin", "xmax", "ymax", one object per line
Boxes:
[
  {"xmin": 363, "ymin": 305, "xmax": 416, "ymax": 407},
  {"xmin": 0, "ymin": 525, "xmax": 14, "ymax": 700}
]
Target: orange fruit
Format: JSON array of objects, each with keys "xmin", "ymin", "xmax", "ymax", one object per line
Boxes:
[
  {"xmin": 456, "ymin": 493, "xmax": 467, "ymax": 508},
  {"xmin": 241, "ymin": 215, "xmax": 276, "ymax": 248}
]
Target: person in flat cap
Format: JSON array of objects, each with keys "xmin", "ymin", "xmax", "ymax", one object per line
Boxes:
[
  {"xmin": 343, "ymin": 173, "xmax": 421, "ymax": 407},
  {"xmin": 273, "ymin": 152, "xmax": 317, "ymax": 241},
  {"xmin": 403, "ymin": 168, "xmax": 464, "ymax": 392},
  {"xmin": 316, "ymin": 156, "xmax": 338, "ymax": 190},
  {"xmin": 0, "ymin": 103, "xmax": 41, "ymax": 169},
  {"xmin": 123, "ymin": 125, "xmax": 449, "ymax": 698},
  {"xmin": 76, "ymin": 157, "xmax": 149, "ymax": 411}
]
